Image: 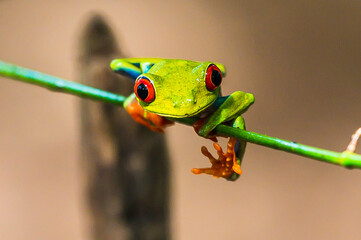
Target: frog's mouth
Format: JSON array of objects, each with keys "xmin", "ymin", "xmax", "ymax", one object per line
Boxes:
[{"xmin": 145, "ymin": 98, "xmax": 217, "ymax": 119}]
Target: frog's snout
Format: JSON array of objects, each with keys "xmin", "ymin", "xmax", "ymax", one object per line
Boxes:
[
  {"xmin": 172, "ymin": 98, "xmax": 196, "ymax": 108},
  {"xmin": 171, "ymin": 92, "xmax": 197, "ymax": 108}
]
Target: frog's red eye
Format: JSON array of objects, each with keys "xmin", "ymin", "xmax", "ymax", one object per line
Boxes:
[
  {"xmin": 134, "ymin": 76, "xmax": 155, "ymax": 103},
  {"xmin": 205, "ymin": 64, "xmax": 222, "ymax": 91}
]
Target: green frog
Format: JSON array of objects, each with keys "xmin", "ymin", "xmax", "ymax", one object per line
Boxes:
[{"xmin": 111, "ymin": 58, "xmax": 254, "ymax": 181}]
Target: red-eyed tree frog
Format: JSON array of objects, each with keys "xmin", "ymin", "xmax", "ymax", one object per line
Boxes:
[{"xmin": 110, "ymin": 58, "xmax": 254, "ymax": 181}]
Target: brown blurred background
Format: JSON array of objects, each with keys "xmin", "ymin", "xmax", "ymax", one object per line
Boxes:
[{"xmin": 1, "ymin": 1, "xmax": 361, "ymax": 239}]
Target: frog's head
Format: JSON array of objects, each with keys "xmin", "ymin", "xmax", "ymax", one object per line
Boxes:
[{"xmin": 133, "ymin": 59, "xmax": 225, "ymax": 118}]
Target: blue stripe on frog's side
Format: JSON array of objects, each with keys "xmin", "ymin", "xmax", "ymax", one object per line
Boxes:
[{"xmin": 114, "ymin": 69, "xmax": 141, "ymax": 80}]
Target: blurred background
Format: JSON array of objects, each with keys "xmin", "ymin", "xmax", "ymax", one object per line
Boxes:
[{"xmin": 1, "ymin": 1, "xmax": 361, "ymax": 239}]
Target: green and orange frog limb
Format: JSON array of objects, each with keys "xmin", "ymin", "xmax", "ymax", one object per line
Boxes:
[{"xmin": 110, "ymin": 58, "xmax": 255, "ymax": 181}]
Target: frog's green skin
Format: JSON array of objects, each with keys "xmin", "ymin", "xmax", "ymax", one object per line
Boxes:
[{"xmin": 111, "ymin": 58, "xmax": 254, "ymax": 181}]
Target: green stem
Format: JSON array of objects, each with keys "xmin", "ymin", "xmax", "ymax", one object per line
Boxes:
[
  {"xmin": 1, "ymin": 60, "xmax": 360, "ymax": 169},
  {"xmin": 0, "ymin": 60, "xmax": 126, "ymax": 106},
  {"xmin": 175, "ymin": 118, "xmax": 361, "ymax": 168}
]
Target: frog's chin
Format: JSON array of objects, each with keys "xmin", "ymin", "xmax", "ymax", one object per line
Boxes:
[{"xmin": 146, "ymin": 99, "xmax": 216, "ymax": 118}]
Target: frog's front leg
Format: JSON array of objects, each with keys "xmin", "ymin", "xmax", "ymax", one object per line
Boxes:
[
  {"xmin": 192, "ymin": 91, "xmax": 254, "ymax": 181},
  {"xmin": 124, "ymin": 93, "xmax": 174, "ymax": 133}
]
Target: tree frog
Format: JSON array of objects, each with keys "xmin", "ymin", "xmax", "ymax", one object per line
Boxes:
[{"xmin": 110, "ymin": 58, "xmax": 254, "ymax": 181}]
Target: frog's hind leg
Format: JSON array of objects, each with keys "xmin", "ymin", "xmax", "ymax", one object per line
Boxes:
[
  {"xmin": 110, "ymin": 58, "xmax": 163, "ymax": 80},
  {"xmin": 227, "ymin": 116, "xmax": 247, "ymax": 181},
  {"xmin": 192, "ymin": 91, "xmax": 254, "ymax": 180}
]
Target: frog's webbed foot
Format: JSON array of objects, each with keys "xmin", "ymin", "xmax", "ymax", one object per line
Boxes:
[{"xmin": 191, "ymin": 137, "xmax": 242, "ymax": 179}]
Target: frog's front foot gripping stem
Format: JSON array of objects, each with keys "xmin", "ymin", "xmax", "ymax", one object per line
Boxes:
[
  {"xmin": 125, "ymin": 96, "xmax": 174, "ymax": 132},
  {"xmin": 191, "ymin": 137, "xmax": 242, "ymax": 180}
]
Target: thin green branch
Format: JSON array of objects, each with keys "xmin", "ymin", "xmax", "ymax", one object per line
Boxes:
[
  {"xmin": 175, "ymin": 117, "xmax": 361, "ymax": 168},
  {"xmin": 0, "ymin": 61, "xmax": 126, "ymax": 106},
  {"xmin": 1, "ymin": 60, "xmax": 361, "ymax": 169}
]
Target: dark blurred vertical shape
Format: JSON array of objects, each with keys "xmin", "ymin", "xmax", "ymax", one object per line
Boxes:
[{"xmin": 77, "ymin": 15, "xmax": 170, "ymax": 240}]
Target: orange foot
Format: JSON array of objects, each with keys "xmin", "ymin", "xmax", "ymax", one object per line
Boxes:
[
  {"xmin": 126, "ymin": 98, "xmax": 173, "ymax": 133},
  {"xmin": 191, "ymin": 137, "xmax": 242, "ymax": 179}
]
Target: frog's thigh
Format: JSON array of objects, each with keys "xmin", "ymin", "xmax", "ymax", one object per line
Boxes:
[
  {"xmin": 199, "ymin": 91, "xmax": 254, "ymax": 136},
  {"xmin": 221, "ymin": 91, "xmax": 254, "ymax": 121}
]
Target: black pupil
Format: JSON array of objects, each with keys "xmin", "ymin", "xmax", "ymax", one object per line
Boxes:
[
  {"xmin": 137, "ymin": 83, "xmax": 149, "ymax": 100},
  {"xmin": 211, "ymin": 70, "xmax": 222, "ymax": 86}
]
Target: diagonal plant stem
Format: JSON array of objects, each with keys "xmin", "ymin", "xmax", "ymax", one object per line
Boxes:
[
  {"xmin": 0, "ymin": 60, "xmax": 126, "ymax": 105},
  {"xmin": 1, "ymin": 60, "xmax": 361, "ymax": 169}
]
